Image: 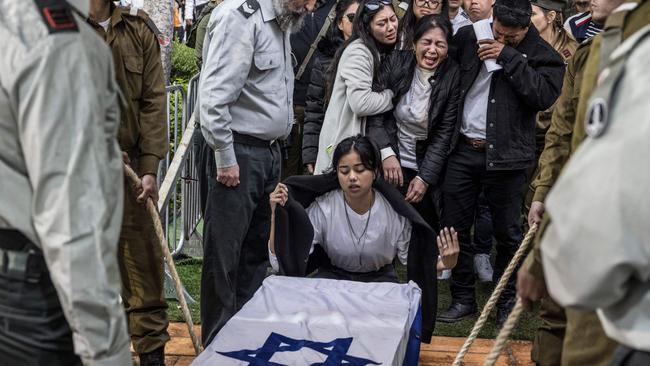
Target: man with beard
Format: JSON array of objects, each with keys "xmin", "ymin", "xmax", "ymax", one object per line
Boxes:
[{"xmin": 198, "ymin": 0, "xmax": 316, "ymax": 347}]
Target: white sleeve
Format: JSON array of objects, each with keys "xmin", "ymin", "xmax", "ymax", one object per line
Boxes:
[
  {"xmin": 396, "ymin": 218, "xmax": 412, "ymax": 265},
  {"xmin": 185, "ymin": 0, "xmax": 195, "ymax": 20},
  {"xmin": 339, "ymin": 44, "xmax": 394, "ymax": 116},
  {"xmin": 306, "ymin": 200, "xmax": 326, "ymax": 249},
  {"xmin": 269, "ymin": 247, "xmax": 280, "ymax": 273}
]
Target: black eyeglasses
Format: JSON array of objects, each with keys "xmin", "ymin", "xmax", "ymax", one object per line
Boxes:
[
  {"xmin": 345, "ymin": 13, "xmax": 355, "ymax": 22},
  {"xmin": 364, "ymin": 0, "xmax": 392, "ymax": 12},
  {"xmin": 415, "ymin": 0, "xmax": 441, "ymax": 9}
]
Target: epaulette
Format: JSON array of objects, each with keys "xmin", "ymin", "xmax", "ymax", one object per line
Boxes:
[
  {"xmin": 121, "ymin": 6, "xmax": 170, "ymax": 47},
  {"xmin": 237, "ymin": 0, "xmax": 260, "ymax": 19},
  {"xmin": 33, "ymin": 0, "xmax": 79, "ymax": 33}
]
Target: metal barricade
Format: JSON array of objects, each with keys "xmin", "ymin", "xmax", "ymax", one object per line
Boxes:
[{"xmin": 158, "ymin": 73, "xmax": 202, "ymax": 258}]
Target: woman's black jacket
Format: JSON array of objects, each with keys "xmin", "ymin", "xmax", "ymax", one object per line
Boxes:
[
  {"xmin": 273, "ymin": 174, "xmax": 439, "ymax": 343},
  {"xmin": 302, "ymin": 34, "xmax": 343, "ymax": 166},
  {"xmin": 366, "ymin": 50, "xmax": 461, "ymax": 186}
]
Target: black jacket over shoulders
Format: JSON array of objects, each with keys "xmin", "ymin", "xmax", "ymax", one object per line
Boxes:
[
  {"xmin": 451, "ymin": 25, "xmax": 565, "ymax": 170},
  {"xmin": 273, "ymin": 174, "xmax": 439, "ymax": 343},
  {"xmin": 302, "ymin": 33, "xmax": 343, "ymax": 166},
  {"xmin": 366, "ymin": 50, "xmax": 461, "ymax": 186}
]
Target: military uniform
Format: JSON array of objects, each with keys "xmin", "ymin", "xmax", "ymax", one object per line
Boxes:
[
  {"xmin": 525, "ymin": 1, "xmax": 650, "ymax": 364},
  {"xmin": 88, "ymin": 4, "xmax": 170, "ymax": 357},
  {"xmin": 0, "ymin": 0, "xmax": 130, "ymax": 365},
  {"xmin": 199, "ymin": 0, "xmax": 294, "ymax": 347},
  {"xmin": 542, "ymin": 25, "xmax": 650, "ymax": 365}
]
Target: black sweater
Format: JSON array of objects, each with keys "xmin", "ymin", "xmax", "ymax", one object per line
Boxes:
[{"xmin": 273, "ymin": 174, "xmax": 439, "ymax": 343}]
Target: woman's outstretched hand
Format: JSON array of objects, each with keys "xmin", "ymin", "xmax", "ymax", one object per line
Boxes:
[
  {"xmin": 270, "ymin": 183, "xmax": 289, "ymax": 214},
  {"xmin": 437, "ymin": 227, "xmax": 459, "ymax": 271}
]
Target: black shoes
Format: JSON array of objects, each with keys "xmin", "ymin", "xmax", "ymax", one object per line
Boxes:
[
  {"xmin": 139, "ymin": 347, "xmax": 165, "ymax": 366},
  {"xmin": 496, "ymin": 298, "xmax": 517, "ymax": 328},
  {"xmin": 437, "ymin": 302, "xmax": 478, "ymax": 323}
]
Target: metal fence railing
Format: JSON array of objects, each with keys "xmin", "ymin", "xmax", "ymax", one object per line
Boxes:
[{"xmin": 158, "ymin": 73, "xmax": 202, "ymax": 258}]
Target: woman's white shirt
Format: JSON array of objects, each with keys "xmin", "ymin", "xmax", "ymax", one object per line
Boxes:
[{"xmin": 269, "ymin": 189, "xmax": 412, "ymax": 273}]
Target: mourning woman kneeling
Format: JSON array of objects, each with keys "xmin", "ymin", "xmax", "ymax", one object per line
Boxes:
[{"xmin": 267, "ymin": 135, "xmax": 458, "ymax": 343}]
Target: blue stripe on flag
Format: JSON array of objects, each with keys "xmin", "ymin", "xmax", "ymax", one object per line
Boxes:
[{"xmin": 403, "ymin": 306, "xmax": 422, "ymax": 366}]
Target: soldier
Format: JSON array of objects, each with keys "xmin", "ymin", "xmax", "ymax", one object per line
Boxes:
[
  {"xmin": 0, "ymin": 0, "xmax": 130, "ymax": 365},
  {"xmin": 519, "ymin": 1, "xmax": 650, "ymax": 365},
  {"xmin": 525, "ymin": 0, "xmax": 577, "ymax": 210},
  {"xmin": 199, "ymin": 0, "xmax": 316, "ymax": 347},
  {"xmin": 542, "ymin": 25, "xmax": 650, "ymax": 366},
  {"xmin": 88, "ymin": 1, "xmax": 169, "ymax": 364}
]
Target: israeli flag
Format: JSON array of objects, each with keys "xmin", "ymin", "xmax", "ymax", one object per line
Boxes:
[{"xmin": 193, "ymin": 276, "xmax": 422, "ymax": 366}]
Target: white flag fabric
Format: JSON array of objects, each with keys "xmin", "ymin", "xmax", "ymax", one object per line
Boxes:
[{"xmin": 192, "ymin": 276, "xmax": 423, "ymax": 366}]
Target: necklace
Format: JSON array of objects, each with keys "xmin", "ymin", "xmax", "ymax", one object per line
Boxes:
[{"xmin": 343, "ymin": 193, "xmax": 374, "ymax": 266}]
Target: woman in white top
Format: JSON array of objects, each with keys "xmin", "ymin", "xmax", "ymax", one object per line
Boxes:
[
  {"xmin": 313, "ymin": 0, "xmax": 399, "ymax": 174},
  {"xmin": 269, "ymin": 135, "xmax": 458, "ymax": 282}
]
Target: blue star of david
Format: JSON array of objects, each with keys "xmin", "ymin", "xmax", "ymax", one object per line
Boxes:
[{"xmin": 217, "ymin": 332, "xmax": 381, "ymax": 366}]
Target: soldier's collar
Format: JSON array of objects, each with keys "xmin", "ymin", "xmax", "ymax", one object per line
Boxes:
[{"xmin": 258, "ymin": 0, "xmax": 278, "ymax": 22}]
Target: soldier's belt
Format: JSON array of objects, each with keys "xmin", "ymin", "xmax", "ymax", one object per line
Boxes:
[
  {"xmin": 0, "ymin": 230, "xmax": 45, "ymax": 283},
  {"xmin": 233, "ymin": 132, "xmax": 277, "ymax": 147}
]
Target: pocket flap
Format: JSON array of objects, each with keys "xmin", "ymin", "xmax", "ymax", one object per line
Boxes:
[
  {"xmin": 124, "ymin": 55, "xmax": 143, "ymax": 74},
  {"xmin": 254, "ymin": 52, "xmax": 281, "ymax": 71}
]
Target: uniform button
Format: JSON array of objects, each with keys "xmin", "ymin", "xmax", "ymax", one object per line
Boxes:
[
  {"xmin": 523, "ymin": 53, "xmax": 527, "ymax": 58},
  {"xmin": 489, "ymin": 162, "xmax": 494, "ymax": 167},
  {"xmin": 489, "ymin": 144, "xmax": 494, "ymax": 149},
  {"xmin": 489, "ymin": 123, "xmax": 494, "ymax": 127},
  {"xmin": 490, "ymin": 99, "xmax": 496, "ymax": 104}
]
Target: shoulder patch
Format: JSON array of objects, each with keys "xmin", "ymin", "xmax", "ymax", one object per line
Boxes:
[
  {"xmin": 237, "ymin": 0, "xmax": 260, "ymax": 18},
  {"xmin": 562, "ymin": 49, "xmax": 573, "ymax": 59},
  {"xmin": 122, "ymin": 6, "xmax": 170, "ymax": 47},
  {"xmin": 33, "ymin": 0, "xmax": 78, "ymax": 33}
]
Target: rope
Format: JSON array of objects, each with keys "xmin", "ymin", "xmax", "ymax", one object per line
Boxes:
[
  {"xmin": 124, "ymin": 165, "xmax": 202, "ymax": 356},
  {"xmin": 483, "ymin": 298, "xmax": 524, "ymax": 366},
  {"xmin": 452, "ymin": 223, "xmax": 538, "ymax": 366}
]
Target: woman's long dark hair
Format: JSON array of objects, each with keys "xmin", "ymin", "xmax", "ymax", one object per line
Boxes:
[
  {"xmin": 397, "ymin": 0, "xmax": 449, "ymax": 50},
  {"xmin": 328, "ymin": 134, "xmax": 381, "ymax": 178},
  {"xmin": 382, "ymin": 14, "xmax": 453, "ymax": 97},
  {"xmin": 329, "ymin": 0, "xmax": 362, "ymax": 45},
  {"xmin": 325, "ymin": 0, "xmax": 396, "ymax": 103}
]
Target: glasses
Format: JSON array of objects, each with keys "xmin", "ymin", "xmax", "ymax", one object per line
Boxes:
[
  {"xmin": 415, "ymin": 0, "xmax": 441, "ymax": 8},
  {"xmin": 345, "ymin": 13, "xmax": 355, "ymax": 22},
  {"xmin": 364, "ymin": 0, "xmax": 392, "ymax": 12}
]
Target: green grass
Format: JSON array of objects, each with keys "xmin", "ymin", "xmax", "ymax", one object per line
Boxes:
[{"xmin": 167, "ymin": 259, "xmax": 540, "ymax": 340}]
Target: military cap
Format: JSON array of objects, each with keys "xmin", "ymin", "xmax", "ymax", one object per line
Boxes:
[{"xmin": 531, "ymin": 0, "xmax": 565, "ymax": 12}]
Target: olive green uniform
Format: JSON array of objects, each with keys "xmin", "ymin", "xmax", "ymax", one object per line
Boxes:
[
  {"xmin": 89, "ymin": 5, "xmax": 170, "ymax": 355},
  {"xmin": 525, "ymin": 1, "xmax": 650, "ymax": 364}
]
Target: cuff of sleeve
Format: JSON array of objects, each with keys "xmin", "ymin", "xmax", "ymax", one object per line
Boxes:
[
  {"xmin": 137, "ymin": 154, "xmax": 161, "ymax": 177},
  {"xmin": 497, "ymin": 45, "xmax": 519, "ymax": 65},
  {"xmin": 380, "ymin": 147, "xmax": 396, "ymax": 161},
  {"xmin": 215, "ymin": 146, "xmax": 237, "ymax": 169},
  {"xmin": 82, "ymin": 347, "xmax": 131, "ymax": 366},
  {"xmin": 414, "ymin": 175, "xmax": 430, "ymax": 187},
  {"xmin": 268, "ymin": 247, "xmax": 279, "ymax": 273},
  {"xmin": 532, "ymin": 186, "xmax": 551, "ymax": 204}
]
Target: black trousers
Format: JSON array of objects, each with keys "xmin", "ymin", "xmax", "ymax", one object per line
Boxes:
[
  {"xmin": 611, "ymin": 345, "xmax": 650, "ymax": 366},
  {"xmin": 440, "ymin": 142, "xmax": 527, "ymax": 306},
  {"xmin": 397, "ymin": 167, "xmax": 440, "ymax": 233},
  {"xmin": 314, "ymin": 264, "xmax": 398, "ymax": 283},
  {"xmin": 0, "ymin": 239, "xmax": 81, "ymax": 366},
  {"xmin": 200, "ymin": 141, "xmax": 281, "ymax": 347}
]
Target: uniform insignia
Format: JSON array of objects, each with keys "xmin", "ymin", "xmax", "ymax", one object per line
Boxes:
[
  {"xmin": 585, "ymin": 97, "xmax": 608, "ymax": 138},
  {"xmin": 124, "ymin": 7, "xmax": 171, "ymax": 47},
  {"xmin": 237, "ymin": 0, "xmax": 260, "ymax": 18},
  {"xmin": 33, "ymin": 0, "xmax": 79, "ymax": 33},
  {"xmin": 562, "ymin": 49, "xmax": 572, "ymax": 59}
]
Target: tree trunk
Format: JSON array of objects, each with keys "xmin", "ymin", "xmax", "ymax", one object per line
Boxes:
[{"xmin": 144, "ymin": 0, "xmax": 174, "ymax": 83}]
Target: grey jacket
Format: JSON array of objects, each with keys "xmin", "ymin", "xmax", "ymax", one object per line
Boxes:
[
  {"xmin": 0, "ymin": 1, "xmax": 130, "ymax": 364},
  {"xmin": 199, "ymin": 0, "xmax": 294, "ymax": 168}
]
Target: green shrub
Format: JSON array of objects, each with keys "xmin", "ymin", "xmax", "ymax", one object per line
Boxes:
[{"xmin": 171, "ymin": 40, "xmax": 199, "ymax": 86}]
